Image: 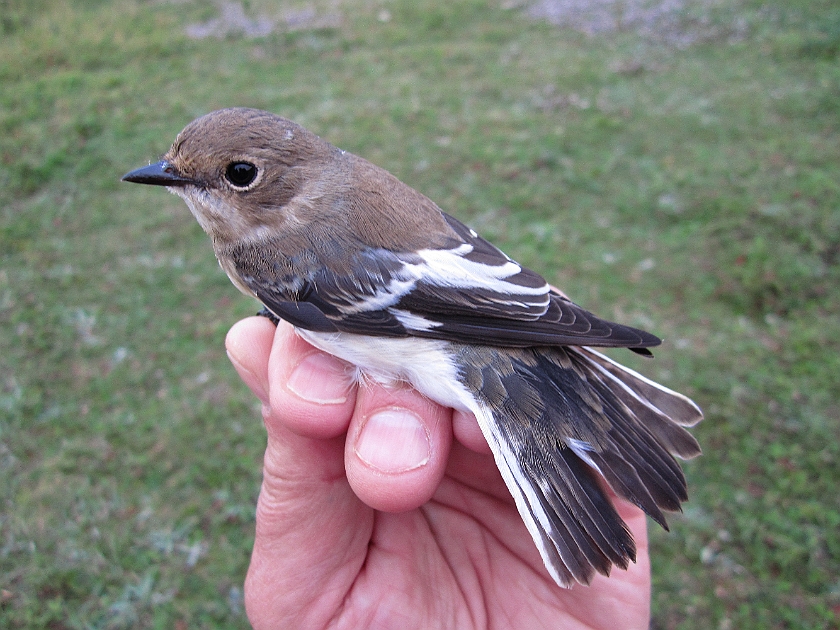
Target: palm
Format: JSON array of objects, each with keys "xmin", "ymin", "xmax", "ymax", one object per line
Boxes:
[
  {"xmin": 334, "ymin": 444, "xmax": 651, "ymax": 630},
  {"xmin": 227, "ymin": 317, "xmax": 650, "ymax": 630}
]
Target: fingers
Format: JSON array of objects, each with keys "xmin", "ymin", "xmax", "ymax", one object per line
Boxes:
[
  {"xmin": 225, "ymin": 316, "xmax": 276, "ymax": 406},
  {"xmin": 265, "ymin": 321, "xmax": 359, "ymax": 440},
  {"xmin": 227, "ymin": 319, "xmax": 366, "ymax": 628},
  {"xmin": 225, "ymin": 318, "xmax": 459, "ymax": 626},
  {"xmin": 453, "ymin": 409, "xmax": 492, "ymax": 455},
  {"xmin": 225, "ymin": 316, "xmax": 362, "ymax": 522},
  {"xmin": 345, "ymin": 382, "xmax": 453, "ymax": 512},
  {"xmin": 227, "ymin": 318, "xmax": 460, "ymax": 514}
]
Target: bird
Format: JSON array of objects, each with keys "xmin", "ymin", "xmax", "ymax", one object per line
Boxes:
[{"xmin": 122, "ymin": 107, "xmax": 702, "ymax": 588}]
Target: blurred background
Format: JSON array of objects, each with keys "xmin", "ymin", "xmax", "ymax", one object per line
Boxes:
[{"xmin": 1, "ymin": 0, "xmax": 838, "ymax": 627}]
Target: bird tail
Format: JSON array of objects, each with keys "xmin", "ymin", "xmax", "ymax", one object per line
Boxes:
[{"xmin": 461, "ymin": 344, "xmax": 702, "ymax": 587}]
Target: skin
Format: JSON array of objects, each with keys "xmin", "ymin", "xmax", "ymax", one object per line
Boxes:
[{"xmin": 225, "ymin": 316, "xmax": 652, "ymax": 630}]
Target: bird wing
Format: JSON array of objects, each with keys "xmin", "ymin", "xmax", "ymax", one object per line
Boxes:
[{"xmin": 240, "ymin": 213, "xmax": 660, "ymax": 350}]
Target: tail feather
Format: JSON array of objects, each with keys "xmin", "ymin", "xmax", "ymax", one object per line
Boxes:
[
  {"xmin": 542, "ymin": 447, "xmax": 636, "ymax": 572},
  {"xmin": 585, "ymin": 379, "xmax": 691, "ymax": 510},
  {"xmin": 458, "ymin": 343, "xmax": 703, "ymax": 587},
  {"xmin": 584, "ymin": 448, "xmax": 670, "ymax": 529},
  {"xmin": 579, "ymin": 347, "xmax": 704, "ymax": 429},
  {"xmin": 487, "ymin": 429, "xmax": 636, "ymax": 586}
]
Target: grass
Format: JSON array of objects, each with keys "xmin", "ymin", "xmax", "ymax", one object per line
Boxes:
[{"xmin": 1, "ymin": 0, "xmax": 839, "ymax": 627}]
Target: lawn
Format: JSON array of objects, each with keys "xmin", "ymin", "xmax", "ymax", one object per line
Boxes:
[{"xmin": 1, "ymin": 0, "xmax": 838, "ymax": 627}]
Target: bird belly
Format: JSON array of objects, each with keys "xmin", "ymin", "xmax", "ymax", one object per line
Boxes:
[{"xmin": 295, "ymin": 328, "xmax": 475, "ymax": 413}]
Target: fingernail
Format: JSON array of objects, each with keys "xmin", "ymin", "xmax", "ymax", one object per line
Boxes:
[
  {"xmin": 355, "ymin": 409, "xmax": 431, "ymax": 472},
  {"xmin": 287, "ymin": 352, "xmax": 354, "ymax": 404}
]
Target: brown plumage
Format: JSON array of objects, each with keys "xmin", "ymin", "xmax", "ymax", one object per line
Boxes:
[{"xmin": 123, "ymin": 107, "xmax": 702, "ymax": 587}]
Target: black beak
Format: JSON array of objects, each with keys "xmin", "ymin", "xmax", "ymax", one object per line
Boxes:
[{"xmin": 121, "ymin": 160, "xmax": 194, "ymax": 187}]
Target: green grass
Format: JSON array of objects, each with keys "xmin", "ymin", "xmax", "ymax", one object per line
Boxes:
[{"xmin": 1, "ymin": 0, "xmax": 839, "ymax": 627}]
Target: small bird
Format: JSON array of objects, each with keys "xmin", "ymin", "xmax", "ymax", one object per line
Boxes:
[{"xmin": 123, "ymin": 107, "xmax": 702, "ymax": 588}]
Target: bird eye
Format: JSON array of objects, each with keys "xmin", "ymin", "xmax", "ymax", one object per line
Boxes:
[{"xmin": 225, "ymin": 162, "xmax": 258, "ymax": 188}]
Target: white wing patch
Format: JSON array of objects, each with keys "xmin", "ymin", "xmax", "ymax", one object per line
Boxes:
[
  {"xmin": 408, "ymin": 245, "xmax": 550, "ymax": 297},
  {"xmin": 390, "ymin": 308, "xmax": 442, "ymax": 331},
  {"xmin": 336, "ymin": 274, "xmax": 418, "ymax": 314},
  {"xmin": 338, "ymin": 242, "xmax": 552, "ymax": 322}
]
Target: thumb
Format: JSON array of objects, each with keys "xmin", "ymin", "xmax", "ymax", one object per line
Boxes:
[{"xmin": 226, "ymin": 319, "xmax": 371, "ymax": 630}]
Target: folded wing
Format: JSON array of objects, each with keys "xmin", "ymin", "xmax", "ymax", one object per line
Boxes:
[{"xmin": 240, "ymin": 212, "xmax": 661, "ymax": 351}]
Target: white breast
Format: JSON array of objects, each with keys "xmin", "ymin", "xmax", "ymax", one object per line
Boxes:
[{"xmin": 296, "ymin": 329, "xmax": 475, "ymax": 412}]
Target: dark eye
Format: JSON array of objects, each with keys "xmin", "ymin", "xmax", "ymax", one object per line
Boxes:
[{"xmin": 225, "ymin": 162, "xmax": 258, "ymax": 188}]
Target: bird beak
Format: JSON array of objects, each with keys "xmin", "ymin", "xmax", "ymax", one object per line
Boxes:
[{"xmin": 121, "ymin": 160, "xmax": 195, "ymax": 187}]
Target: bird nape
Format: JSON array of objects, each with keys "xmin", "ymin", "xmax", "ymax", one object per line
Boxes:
[{"xmin": 122, "ymin": 107, "xmax": 702, "ymax": 588}]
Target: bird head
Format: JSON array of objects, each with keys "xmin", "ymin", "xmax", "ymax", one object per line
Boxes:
[{"xmin": 122, "ymin": 108, "xmax": 337, "ymax": 244}]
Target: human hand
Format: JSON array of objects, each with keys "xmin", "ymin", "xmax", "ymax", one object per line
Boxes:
[{"xmin": 225, "ymin": 317, "xmax": 652, "ymax": 630}]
